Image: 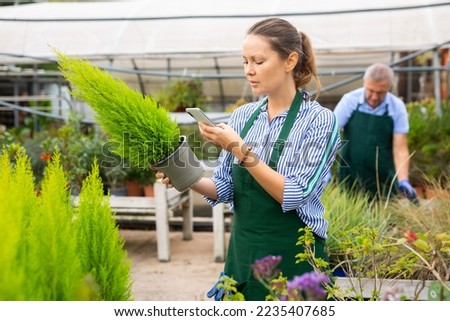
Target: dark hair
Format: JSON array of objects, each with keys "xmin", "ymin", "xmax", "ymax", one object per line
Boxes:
[{"xmin": 247, "ymin": 18, "xmax": 321, "ymax": 96}]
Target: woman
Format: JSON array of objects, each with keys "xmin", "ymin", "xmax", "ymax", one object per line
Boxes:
[{"xmin": 158, "ymin": 17, "xmax": 340, "ymax": 301}]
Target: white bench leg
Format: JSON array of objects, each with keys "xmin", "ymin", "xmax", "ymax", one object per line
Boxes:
[
  {"xmin": 212, "ymin": 203, "xmax": 225, "ymax": 263},
  {"xmin": 182, "ymin": 189, "xmax": 193, "ymax": 240},
  {"xmin": 154, "ymin": 181, "xmax": 170, "ymax": 262}
]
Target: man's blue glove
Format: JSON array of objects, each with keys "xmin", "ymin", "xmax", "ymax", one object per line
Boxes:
[
  {"xmin": 207, "ymin": 272, "xmax": 226, "ymax": 301},
  {"xmin": 398, "ymin": 179, "xmax": 419, "ymax": 205}
]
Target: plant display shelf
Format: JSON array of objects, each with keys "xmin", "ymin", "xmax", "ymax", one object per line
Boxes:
[{"xmin": 335, "ymin": 277, "xmax": 450, "ymax": 301}]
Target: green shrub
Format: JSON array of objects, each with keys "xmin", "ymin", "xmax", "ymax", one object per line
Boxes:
[
  {"xmin": 407, "ymin": 99, "xmax": 450, "ymax": 187},
  {"xmin": 26, "ymin": 152, "xmax": 84, "ymax": 300},
  {"xmin": 0, "ymin": 147, "xmax": 36, "ymax": 300},
  {"xmin": 74, "ymin": 160, "xmax": 132, "ymax": 300},
  {"xmin": 0, "ymin": 148, "xmax": 132, "ymax": 300}
]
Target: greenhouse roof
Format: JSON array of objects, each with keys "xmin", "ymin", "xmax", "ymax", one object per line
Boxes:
[{"xmin": 0, "ymin": 0, "xmax": 449, "ymax": 65}]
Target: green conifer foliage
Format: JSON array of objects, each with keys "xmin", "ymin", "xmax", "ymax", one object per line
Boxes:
[
  {"xmin": 0, "ymin": 148, "xmax": 34, "ymax": 300},
  {"xmin": 0, "ymin": 149, "xmax": 133, "ymax": 300},
  {"xmin": 25, "ymin": 152, "xmax": 84, "ymax": 300},
  {"xmin": 74, "ymin": 160, "xmax": 133, "ymax": 300},
  {"xmin": 55, "ymin": 50, "xmax": 181, "ymax": 167}
]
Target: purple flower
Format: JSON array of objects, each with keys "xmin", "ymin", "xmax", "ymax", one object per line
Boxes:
[
  {"xmin": 252, "ymin": 255, "xmax": 282, "ymax": 281},
  {"xmin": 286, "ymin": 271, "xmax": 330, "ymax": 300}
]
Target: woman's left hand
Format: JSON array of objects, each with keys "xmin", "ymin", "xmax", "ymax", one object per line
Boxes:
[{"xmin": 155, "ymin": 171, "xmax": 173, "ymax": 189}]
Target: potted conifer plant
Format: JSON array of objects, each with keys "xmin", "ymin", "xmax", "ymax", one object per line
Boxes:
[{"xmin": 54, "ymin": 50, "xmax": 204, "ymax": 192}]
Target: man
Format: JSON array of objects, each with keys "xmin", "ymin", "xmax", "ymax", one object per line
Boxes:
[{"xmin": 334, "ymin": 63, "xmax": 418, "ymax": 203}]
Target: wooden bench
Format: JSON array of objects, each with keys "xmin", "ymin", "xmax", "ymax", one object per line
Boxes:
[
  {"xmin": 114, "ymin": 187, "xmax": 234, "ymax": 263},
  {"xmin": 73, "ymin": 177, "xmax": 235, "ymax": 262},
  {"xmin": 74, "ymin": 181, "xmax": 193, "ymax": 262}
]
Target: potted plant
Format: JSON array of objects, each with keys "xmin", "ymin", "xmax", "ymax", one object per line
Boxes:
[
  {"xmin": 141, "ymin": 168, "xmax": 157, "ymax": 197},
  {"xmin": 154, "ymin": 78, "xmax": 206, "ymax": 112},
  {"xmin": 102, "ymin": 163, "xmax": 128, "ymax": 196},
  {"xmin": 55, "ymin": 50, "xmax": 204, "ymax": 191},
  {"xmin": 123, "ymin": 162, "xmax": 157, "ymax": 197},
  {"xmin": 123, "ymin": 162, "xmax": 144, "ymax": 196}
]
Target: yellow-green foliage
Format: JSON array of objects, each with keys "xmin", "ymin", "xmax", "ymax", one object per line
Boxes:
[
  {"xmin": 25, "ymin": 152, "xmax": 84, "ymax": 300},
  {"xmin": 74, "ymin": 160, "xmax": 132, "ymax": 300},
  {"xmin": 387, "ymin": 182, "xmax": 450, "ymax": 237},
  {"xmin": 0, "ymin": 147, "xmax": 36, "ymax": 300},
  {"xmin": 0, "ymin": 149, "xmax": 132, "ymax": 300},
  {"xmin": 54, "ymin": 50, "xmax": 181, "ymax": 167}
]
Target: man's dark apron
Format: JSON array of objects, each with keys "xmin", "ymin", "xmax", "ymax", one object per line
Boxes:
[
  {"xmin": 224, "ymin": 91, "xmax": 327, "ymax": 301},
  {"xmin": 339, "ymin": 104, "xmax": 396, "ymax": 198}
]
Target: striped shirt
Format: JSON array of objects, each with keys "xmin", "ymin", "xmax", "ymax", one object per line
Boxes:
[{"xmin": 205, "ymin": 96, "xmax": 340, "ymax": 238}]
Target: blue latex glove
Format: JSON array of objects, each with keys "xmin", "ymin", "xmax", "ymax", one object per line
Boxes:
[
  {"xmin": 398, "ymin": 179, "xmax": 419, "ymax": 205},
  {"xmin": 207, "ymin": 272, "xmax": 226, "ymax": 301}
]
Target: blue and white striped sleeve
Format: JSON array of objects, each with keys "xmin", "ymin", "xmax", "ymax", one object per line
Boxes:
[{"xmin": 281, "ymin": 109, "xmax": 340, "ymax": 211}]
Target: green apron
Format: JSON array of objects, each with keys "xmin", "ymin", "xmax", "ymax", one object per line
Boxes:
[
  {"xmin": 225, "ymin": 91, "xmax": 327, "ymax": 301},
  {"xmin": 339, "ymin": 103, "xmax": 396, "ymax": 198}
]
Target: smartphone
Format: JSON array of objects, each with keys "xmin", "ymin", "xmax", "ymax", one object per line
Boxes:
[{"xmin": 185, "ymin": 107, "xmax": 217, "ymax": 127}]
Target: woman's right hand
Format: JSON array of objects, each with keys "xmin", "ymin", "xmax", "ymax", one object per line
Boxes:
[
  {"xmin": 155, "ymin": 171, "xmax": 173, "ymax": 189},
  {"xmin": 199, "ymin": 122, "xmax": 244, "ymax": 154}
]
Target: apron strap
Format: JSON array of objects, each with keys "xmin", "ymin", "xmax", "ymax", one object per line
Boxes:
[
  {"xmin": 268, "ymin": 91, "xmax": 303, "ymax": 169},
  {"xmin": 238, "ymin": 91, "xmax": 303, "ymax": 169},
  {"xmin": 240, "ymin": 97, "xmax": 267, "ymax": 139}
]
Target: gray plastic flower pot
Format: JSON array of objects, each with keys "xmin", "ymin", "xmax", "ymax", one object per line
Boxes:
[{"xmin": 152, "ymin": 135, "xmax": 204, "ymax": 192}]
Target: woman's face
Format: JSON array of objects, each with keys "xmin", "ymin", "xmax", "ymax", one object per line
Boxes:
[{"xmin": 242, "ymin": 34, "xmax": 289, "ymax": 96}]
